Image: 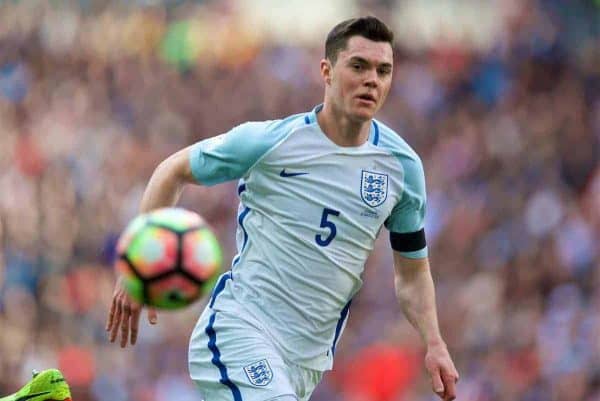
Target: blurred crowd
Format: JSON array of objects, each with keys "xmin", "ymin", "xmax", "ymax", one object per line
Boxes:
[{"xmin": 0, "ymin": 1, "xmax": 599, "ymax": 400}]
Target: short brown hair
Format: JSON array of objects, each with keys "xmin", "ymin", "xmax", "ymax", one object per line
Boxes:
[{"xmin": 325, "ymin": 16, "xmax": 394, "ymax": 64}]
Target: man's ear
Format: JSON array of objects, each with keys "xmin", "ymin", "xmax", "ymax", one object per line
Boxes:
[{"xmin": 320, "ymin": 59, "xmax": 332, "ymax": 85}]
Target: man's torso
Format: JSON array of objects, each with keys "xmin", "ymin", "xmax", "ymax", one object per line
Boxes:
[{"xmin": 190, "ymin": 106, "xmax": 426, "ymax": 370}]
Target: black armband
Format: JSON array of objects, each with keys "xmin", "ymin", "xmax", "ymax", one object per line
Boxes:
[{"xmin": 390, "ymin": 229, "xmax": 426, "ymax": 252}]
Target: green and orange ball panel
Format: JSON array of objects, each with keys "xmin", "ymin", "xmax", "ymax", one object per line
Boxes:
[{"xmin": 115, "ymin": 208, "xmax": 222, "ymax": 309}]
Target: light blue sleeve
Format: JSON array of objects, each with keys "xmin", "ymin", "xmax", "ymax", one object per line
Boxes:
[
  {"xmin": 189, "ymin": 121, "xmax": 277, "ymax": 185},
  {"xmin": 385, "ymin": 155, "xmax": 428, "ymax": 259}
]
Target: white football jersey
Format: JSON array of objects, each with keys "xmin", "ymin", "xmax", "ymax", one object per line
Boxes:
[{"xmin": 189, "ymin": 104, "xmax": 427, "ymax": 371}]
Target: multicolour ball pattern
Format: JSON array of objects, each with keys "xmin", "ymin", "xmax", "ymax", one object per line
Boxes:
[{"xmin": 115, "ymin": 207, "xmax": 222, "ymax": 309}]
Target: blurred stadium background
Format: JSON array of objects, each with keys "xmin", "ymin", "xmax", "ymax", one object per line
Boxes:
[{"xmin": 0, "ymin": 0, "xmax": 599, "ymax": 400}]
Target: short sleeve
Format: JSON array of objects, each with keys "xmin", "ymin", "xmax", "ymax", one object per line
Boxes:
[
  {"xmin": 189, "ymin": 122, "xmax": 274, "ymax": 186},
  {"xmin": 385, "ymin": 156, "xmax": 428, "ymax": 259}
]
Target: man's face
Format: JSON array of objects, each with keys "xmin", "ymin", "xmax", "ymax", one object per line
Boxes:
[{"xmin": 322, "ymin": 36, "xmax": 393, "ymax": 122}]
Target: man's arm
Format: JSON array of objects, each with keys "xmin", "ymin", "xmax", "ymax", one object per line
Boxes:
[
  {"xmin": 139, "ymin": 146, "xmax": 198, "ymax": 212},
  {"xmin": 106, "ymin": 146, "xmax": 198, "ymax": 348},
  {"xmin": 393, "ymin": 252, "xmax": 459, "ymax": 401}
]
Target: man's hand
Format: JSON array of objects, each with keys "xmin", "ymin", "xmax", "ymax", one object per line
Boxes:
[
  {"xmin": 425, "ymin": 342, "xmax": 459, "ymax": 401},
  {"xmin": 106, "ymin": 276, "xmax": 158, "ymax": 347}
]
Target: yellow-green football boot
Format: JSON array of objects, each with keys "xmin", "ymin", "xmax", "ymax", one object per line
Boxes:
[{"xmin": 0, "ymin": 369, "xmax": 71, "ymax": 401}]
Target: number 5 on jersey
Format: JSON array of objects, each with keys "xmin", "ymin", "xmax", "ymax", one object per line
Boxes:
[{"xmin": 315, "ymin": 208, "xmax": 340, "ymax": 247}]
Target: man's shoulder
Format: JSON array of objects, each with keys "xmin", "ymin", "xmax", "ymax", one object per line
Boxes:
[
  {"xmin": 373, "ymin": 118, "xmax": 422, "ymax": 166},
  {"xmin": 240, "ymin": 112, "xmax": 309, "ymax": 136}
]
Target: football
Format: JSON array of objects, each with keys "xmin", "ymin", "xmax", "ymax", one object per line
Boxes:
[{"xmin": 115, "ymin": 207, "xmax": 222, "ymax": 309}]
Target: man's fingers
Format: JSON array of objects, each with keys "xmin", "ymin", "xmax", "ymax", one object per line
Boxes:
[
  {"xmin": 130, "ymin": 308, "xmax": 141, "ymax": 345},
  {"xmin": 431, "ymin": 369, "xmax": 445, "ymax": 397},
  {"xmin": 109, "ymin": 301, "xmax": 122, "ymax": 342},
  {"xmin": 147, "ymin": 307, "xmax": 158, "ymax": 324},
  {"xmin": 106, "ymin": 297, "xmax": 116, "ymax": 331},
  {"xmin": 442, "ymin": 373, "xmax": 457, "ymax": 401},
  {"xmin": 120, "ymin": 305, "xmax": 131, "ymax": 348},
  {"xmin": 108, "ymin": 290, "xmax": 155, "ymax": 347}
]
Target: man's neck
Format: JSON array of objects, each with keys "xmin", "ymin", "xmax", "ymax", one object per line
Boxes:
[{"xmin": 317, "ymin": 102, "xmax": 371, "ymax": 147}]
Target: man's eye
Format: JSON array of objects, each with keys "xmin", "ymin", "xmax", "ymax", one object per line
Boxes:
[{"xmin": 352, "ymin": 64, "xmax": 362, "ymax": 70}]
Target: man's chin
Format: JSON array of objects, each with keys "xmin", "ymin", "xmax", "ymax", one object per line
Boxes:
[{"xmin": 350, "ymin": 108, "xmax": 375, "ymax": 122}]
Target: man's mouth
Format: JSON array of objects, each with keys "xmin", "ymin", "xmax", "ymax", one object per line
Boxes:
[{"xmin": 356, "ymin": 94, "xmax": 376, "ymax": 104}]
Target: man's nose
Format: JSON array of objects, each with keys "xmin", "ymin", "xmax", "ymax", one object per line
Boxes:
[{"xmin": 364, "ymin": 70, "xmax": 378, "ymax": 88}]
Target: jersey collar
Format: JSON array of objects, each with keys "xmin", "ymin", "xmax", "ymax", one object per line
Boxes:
[{"xmin": 305, "ymin": 104, "xmax": 380, "ymax": 146}]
